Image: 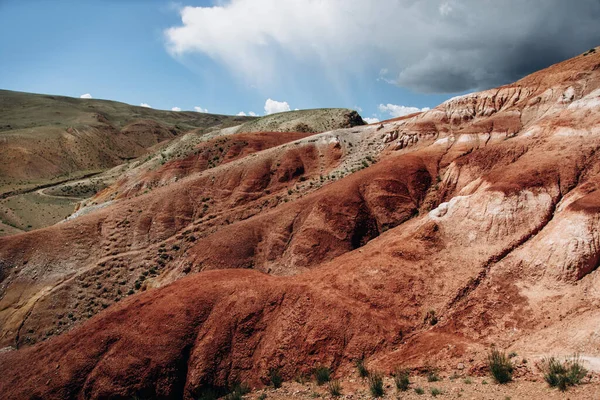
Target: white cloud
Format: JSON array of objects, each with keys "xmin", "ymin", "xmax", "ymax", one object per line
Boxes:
[
  {"xmin": 140, "ymin": 103, "xmax": 152, "ymax": 108},
  {"xmin": 353, "ymin": 105, "xmax": 363, "ymax": 112},
  {"xmin": 172, "ymin": 107, "xmax": 182, "ymax": 111},
  {"xmin": 364, "ymin": 117, "xmax": 380, "ymax": 124},
  {"xmin": 377, "ymin": 69, "xmax": 396, "ymax": 85},
  {"xmin": 439, "ymin": 2, "xmax": 453, "ymax": 16},
  {"xmin": 80, "ymin": 93, "xmax": 92, "ymax": 99},
  {"xmin": 378, "ymin": 104, "xmax": 430, "ymax": 118},
  {"xmin": 194, "ymin": 106, "xmax": 208, "ymax": 113},
  {"xmin": 238, "ymin": 111, "xmax": 258, "ymax": 116},
  {"xmin": 164, "ymin": 0, "xmax": 600, "ymax": 93},
  {"xmin": 264, "ymin": 98, "xmax": 291, "ymax": 115}
]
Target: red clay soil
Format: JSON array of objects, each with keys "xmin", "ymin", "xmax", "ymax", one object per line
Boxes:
[
  {"xmin": 1, "ymin": 49, "xmax": 600, "ymax": 399},
  {"xmin": 0, "ymin": 269, "xmax": 402, "ymax": 399},
  {"xmin": 103, "ymin": 131, "xmax": 314, "ymax": 201},
  {"xmin": 0, "ymin": 127, "xmax": 351, "ymax": 348},
  {"xmin": 183, "ymin": 152, "xmax": 433, "ymax": 274},
  {"xmin": 0, "ymin": 144, "xmax": 434, "ymax": 348}
]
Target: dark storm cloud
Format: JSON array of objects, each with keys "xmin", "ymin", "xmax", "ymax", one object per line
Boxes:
[{"xmin": 395, "ymin": 0, "xmax": 600, "ymax": 93}]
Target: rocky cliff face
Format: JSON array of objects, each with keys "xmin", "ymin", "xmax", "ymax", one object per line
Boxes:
[{"xmin": 1, "ymin": 49, "xmax": 600, "ymax": 399}]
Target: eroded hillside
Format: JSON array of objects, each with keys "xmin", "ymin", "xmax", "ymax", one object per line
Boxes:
[
  {"xmin": 0, "ymin": 91, "xmax": 256, "ymax": 234},
  {"xmin": 1, "ymin": 48, "xmax": 600, "ymax": 399}
]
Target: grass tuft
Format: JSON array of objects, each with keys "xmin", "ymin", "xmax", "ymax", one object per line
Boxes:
[
  {"xmin": 314, "ymin": 366, "xmax": 331, "ymax": 386},
  {"xmin": 225, "ymin": 381, "xmax": 250, "ymax": 400},
  {"xmin": 427, "ymin": 370, "xmax": 441, "ymax": 382},
  {"xmin": 327, "ymin": 379, "xmax": 342, "ymax": 397},
  {"xmin": 542, "ymin": 356, "xmax": 587, "ymax": 391},
  {"xmin": 355, "ymin": 358, "xmax": 370, "ymax": 378},
  {"xmin": 393, "ymin": 368, "xmax": 410, "ymax": 391},
  {"xmin": 368, "ymin": 371, "xmax": 384, "ymax": 398},
  {"xmin": 268, "ymin": 368, "xmax": 283, "ymax": 389},
  {"xmin": 488, "ymin": 348, "xmax": 513, "ymax": 384}
]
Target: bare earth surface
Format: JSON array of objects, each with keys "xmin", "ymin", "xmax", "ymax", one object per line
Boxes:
[
  {"xmin": 1, "ymin": 48, "xmax": 600, "ymax": 399},
  {"xmin": 248, "ymin": 376, "xmax": 600, "ymax": 399}
]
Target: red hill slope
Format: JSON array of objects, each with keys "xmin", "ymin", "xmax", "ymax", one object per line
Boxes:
[{"xmin": 1, "ymin": 49, "xmax": 600, "ymax": 399}]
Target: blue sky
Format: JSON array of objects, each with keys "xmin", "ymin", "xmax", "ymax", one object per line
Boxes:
[{"xmin": 1, "ymin": 1, "xmax": 599, "ymax": 121}]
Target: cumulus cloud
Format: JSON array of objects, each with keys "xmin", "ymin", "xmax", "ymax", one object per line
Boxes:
[
  {"xmin": 172, "ymin": 107, "xmax": 182, "ymax": 111},
  {"xmin": 248, "ymin": 111, "xmax": 257, "ymax": 116},
  {"xmin": 165, "ymin": 0, "xmax": 600, "ymax": 93},
  {"xmin": 364, "ymin": 117, "xmax": 380, "ymax": 124},
  {"xmin": 378, "ymin": 104, "xmax": 430, "ymax": 118},
  {"xmin": 264, "ymin": 98, "xmax": 291, "ymax": 115},
  {"xmin": 237, "ymin": 111, "xmax": 247, "ymax": 116},
  {"xmin": 140, "ymin": 103, "xmax": 152, "ymax": 108},
  {"xmin": 194, "ymin": 106, "xmax": 208, "ymax": 113},
  {"xmin": 80, "ymin": 93, "xmax": 92, "ymax": 99}
]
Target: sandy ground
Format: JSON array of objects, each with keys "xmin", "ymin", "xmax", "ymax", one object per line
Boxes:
[{"xmin": 246, "ymin": 374, "xmax": 600, "ymax": 399}]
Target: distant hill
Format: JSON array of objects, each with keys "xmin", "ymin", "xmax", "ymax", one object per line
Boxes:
[
  {"xmin": 235, "ymin": 108, "xmax": 364, "ymax": 134},
  {"xmin": 0, "ymin": 90, "xmax": 253, "ymax": 234},
  {"xmin": 0, "ymin": 92, "xmax": 368, "ymax": 234},
  {"xmin": 0, "ymin": 89, "xmax": 253, "ymax": 194}
]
